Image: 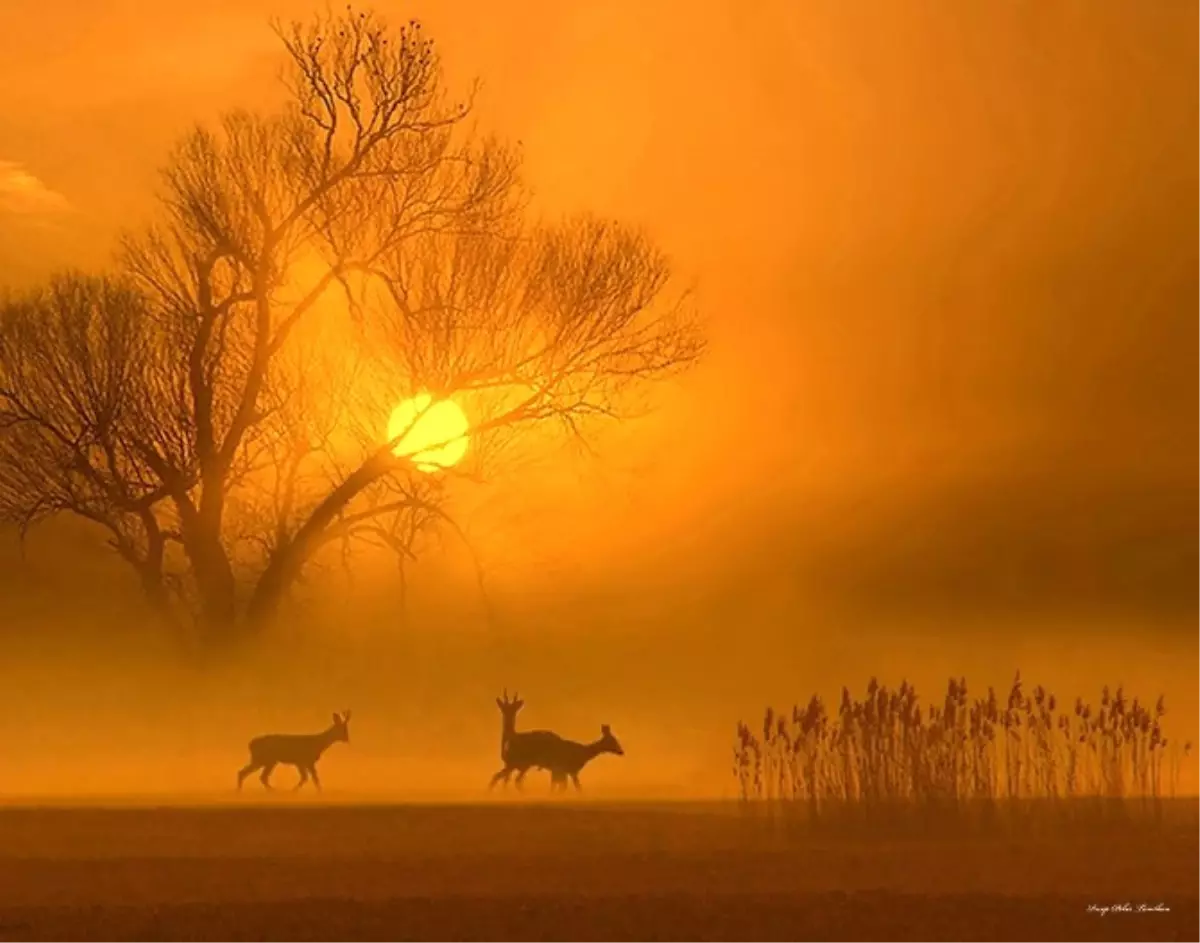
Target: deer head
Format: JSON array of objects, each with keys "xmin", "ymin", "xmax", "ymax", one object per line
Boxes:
[
  {"xmin": 599, "ymin": 723, "xmax": 624, "ymax": 756},
  {"xmin": 331, "ymin": 710, "xmax": 352, "ymax": 743},
  {"xmin": 496, "ymin": 688, "xmax": 524, "ymax": 722}
]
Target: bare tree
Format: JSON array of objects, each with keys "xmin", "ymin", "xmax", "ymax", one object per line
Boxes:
[{"xmin": 0, "ymin": 7, "xmax": 703, "ymax": 645}]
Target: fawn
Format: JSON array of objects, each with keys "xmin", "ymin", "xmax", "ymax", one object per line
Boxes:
[
  {"xmin": 489, "ymin": 690, "xmax": 624, "ymax": 792},
  {"xmin": 237, "ymin": 711, "xmax": 352, "ymax": 791}
]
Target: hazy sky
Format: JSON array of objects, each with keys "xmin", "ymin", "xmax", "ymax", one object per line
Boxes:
[{"xmin": 0, "ymin": 1, "xmax": 1194, "ymax": 795}]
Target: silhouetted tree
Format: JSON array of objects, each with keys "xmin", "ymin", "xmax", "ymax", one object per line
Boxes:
[{"xmin": 0, "ymin": 7, "xmax": 702, "ymax": 645}]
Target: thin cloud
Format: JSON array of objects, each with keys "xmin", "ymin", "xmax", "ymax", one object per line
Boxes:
[{"xmin": 0, "ymin": 162, "xmax": 73, "ymax": 216}]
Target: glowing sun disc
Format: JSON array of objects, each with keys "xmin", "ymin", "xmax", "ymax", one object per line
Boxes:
[{"xmin": 387, "ymin": 394, "xmax": 469, "ymax": 472}]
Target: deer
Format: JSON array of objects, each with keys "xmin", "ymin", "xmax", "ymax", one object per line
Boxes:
[
  {"xmin": 488, "ymin": 690, "xmax": 624, "ymax": 792},
  {"xmin": 236, "ymin": 711, "xmax": 352, "ymax": 792},
  {"xmin": 541, "ymin": 725, "xmax": 625, "ymax": 793},
  {"xmin": 487, "ymin": 686, "xmax": 552, "ymax": 791},
  {"xmin": 493, "ymin": 688, "xmax": 524, "ymax": 755}
]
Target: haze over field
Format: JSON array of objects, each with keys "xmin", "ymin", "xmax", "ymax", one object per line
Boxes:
[{"xmin": 0, "ymin": 0, "xmax": 1194, "ymax": 801}]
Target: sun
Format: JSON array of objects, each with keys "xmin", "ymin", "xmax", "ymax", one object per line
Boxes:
[{"xmin": 387, "ymin": 394, "xmax": 470, "ymax": 473}]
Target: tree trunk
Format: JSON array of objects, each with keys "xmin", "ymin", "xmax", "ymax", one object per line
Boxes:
[
  {"xmin": 188, "ymin": 529, "xmax": 234, "ymax": 612},
  {"xmin": 245, "ymin": 453, "xmax": 396, "ymax": 625},
  {"xmin": 170, "ymin": 469, "xmax": 241, "ymax": 642},
  {"xmin": 134, "ymin": 528, "xmax": 173, "ymax": 618}
]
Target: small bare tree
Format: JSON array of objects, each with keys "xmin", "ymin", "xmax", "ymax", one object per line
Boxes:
[{"xmin": 0, "ymin": 7, "xmax": 703, "ymax": 645}]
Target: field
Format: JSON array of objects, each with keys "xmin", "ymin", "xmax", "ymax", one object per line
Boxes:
[{"xmin": 0, "ymin": 800, "xmax": 1194, "ymax": 941}]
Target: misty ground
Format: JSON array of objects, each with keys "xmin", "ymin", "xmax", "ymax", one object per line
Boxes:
[{"xmin": 0, "ymin": 800, "xmax": 1193, "ymax": 941}]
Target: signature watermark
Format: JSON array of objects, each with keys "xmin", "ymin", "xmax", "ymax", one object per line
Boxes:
[{"xmin": 1087, "ymin": 902, "xmax": 1171, "ymax": 916}]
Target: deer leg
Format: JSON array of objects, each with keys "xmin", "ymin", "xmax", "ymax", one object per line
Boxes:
[
  {"xmin": 237, "ymin": 762, "xmax": 260, "ymax": 791},
  {"xmin": 514, "ymin": 767, "xmax": 530, "ymax": 792},
  {"xmin": 571, "ymin": 773, "xmax": 582, "ymax": 793},
  {"xmin": 488, "ymin": 767, "xmax": 512, "ymax": 791},
  {"xmin": 309, "ymin": 766, "xmax": 322, "ymax": 792},
  {"xmin": 260, "ymin": 763, "xmax": 277, "ymax": 790},
  {"xmin": 293, "ymin": 765, "xmax": 309, "ymax": 791}
]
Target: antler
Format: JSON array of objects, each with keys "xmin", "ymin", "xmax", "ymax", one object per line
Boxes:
[
  {"xmin": 497, "ymin": 689, "xmax": 523, "ymax": 707},
  {"xmin": 342, "ymin": 709, "xmax": 352, "ymax": 722}
]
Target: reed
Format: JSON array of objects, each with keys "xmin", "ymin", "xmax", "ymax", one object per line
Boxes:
[{"xmin": 732, "ymin": 673, "xmax": 1191, "ymax": 808}]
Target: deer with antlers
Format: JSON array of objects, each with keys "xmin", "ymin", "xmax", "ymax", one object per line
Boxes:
[
  {"xmin": 489, "ymin": 690, "xmax": 624, "ymax": 793},
  {"xmin": 237, "ymin": 711, "xmax": 352, "ymax": 792}
]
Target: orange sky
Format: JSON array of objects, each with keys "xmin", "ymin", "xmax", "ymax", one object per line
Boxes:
[{"xmin": 0, "ymin": 0, "xmax": 1195, "ymax": 797}]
